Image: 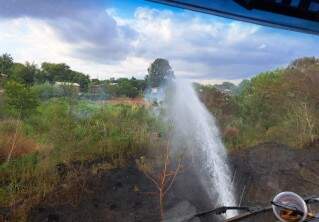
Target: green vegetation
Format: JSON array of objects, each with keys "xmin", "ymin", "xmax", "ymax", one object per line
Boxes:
[
  {"xmin": 0, "ymin": 54, "xmax": 173, "ymax": 221},
  {"xmin": 105, "ymin": 77, "xmax": 147, "ymax": 98},
  {"xmin": 198, "ymin": 57, "xmax": 319, "ymax": 149},
  {"xmin": 0, "ymin": 53, "xmax": 14, "ymax": 75},
  {"xmin": 4, "ymin": 81, "xmax": 39, "ymax": 119},
  {"xmin": 0, "ymin": 99, "xmax": 165, "ymax": 220},
  {"xmin": 0, "ymin": 54, "xmax": 147, "ymax": 98},
  {"xmin": 146, "ymin": 58, "xmax": 175, "ymax": 87},
  {"xmin": 0, "ymin": 53, "xmax": 318, "ymax": 220}
]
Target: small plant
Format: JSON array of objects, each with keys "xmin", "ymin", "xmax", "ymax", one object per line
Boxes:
[
  {"xmin": 137, "ymin": 141, "xmax": 182, "ymax": 221},
  {"xmin": 4, "ymin": 81, "xmax": 39, "ymax": 119}
]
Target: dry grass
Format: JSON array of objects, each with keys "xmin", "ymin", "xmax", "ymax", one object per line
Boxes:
[
  {"xmin": 0, "ymin": 101, "xmax": 164, "ymax": 221},
  {"xmin": 104, "ymin": 97, "xmax": 150, "ymax": 106},
  {"xmin": 0, "ymin": 120, "xmax": 38, "ymax": 163}
]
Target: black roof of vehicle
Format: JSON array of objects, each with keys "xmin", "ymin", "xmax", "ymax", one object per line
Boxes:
[{"xmin": 149, "ymin": 0, "xmax": 319, "ymax": 35}]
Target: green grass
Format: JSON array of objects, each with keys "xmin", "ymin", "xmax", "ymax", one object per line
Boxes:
[{"xmin": 0, "ymin": 98, "xmax": 166, "ymax": 220}]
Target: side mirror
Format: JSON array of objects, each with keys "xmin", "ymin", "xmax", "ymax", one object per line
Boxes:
[{"xmin": 272, "ymin": 192, "xmax": 308, "ymax": 222}]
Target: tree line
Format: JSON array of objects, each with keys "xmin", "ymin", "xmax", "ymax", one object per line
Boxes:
[
  {"xmin": 0, "ymin": 54, "xmax": 175, "ymax": 119},
  {"xmin": 0, "ymin": 54, "xmax": 173, "ymax": 98},
  {"xmin": 198, "ymin": 57, "xmax": 319, "ymax": 149},
  {"xmin": 0, "ymin": 53, "xmax": 90, "ymax": 90}
]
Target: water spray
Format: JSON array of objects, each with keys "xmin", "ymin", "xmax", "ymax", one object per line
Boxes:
[{"xmin": 164, "ymin": 78, "xmax": 237, "ymax": 218}]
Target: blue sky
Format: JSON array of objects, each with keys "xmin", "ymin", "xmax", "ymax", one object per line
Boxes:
[
  {"xmin": 112, "ymin": 0, "xmax": 174, "ymax": 15},
  {"xmin": 0, "ymin": 0, "xmax": 318, "ymax": 84}
]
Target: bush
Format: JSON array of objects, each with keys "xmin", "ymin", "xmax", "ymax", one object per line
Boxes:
[
  {"xmin": 0, "ymin": 99, "xmax": 165, "ymax": 219},
  {"xmin": 31, "ymin": 83, "xmax": 64, "ymax": 100},
  {"xmin": 23, "ymin": 99, "xmax": 162, "ymax": 164},
  {"xmin": 197, "ymin": 63, "xmax": 319, "ymax": 149},
  {"xmin": 4, "ymin": 81, "xmax": 39, "ymax": 119}
]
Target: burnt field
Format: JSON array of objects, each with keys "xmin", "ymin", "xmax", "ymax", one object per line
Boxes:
[{"xmin": 13, "ymin": 141, "xmax": 317, "ymax": 222}]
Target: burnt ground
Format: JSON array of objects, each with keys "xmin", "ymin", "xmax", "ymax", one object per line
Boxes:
[
  {"xmin": 230, "ymin": 141, "xmax": 319, "ymax": 221},
  {"xmin": 29, "ymin": 165, "xmax": 160, "ymax": 222},
  {"xmin": 27, "ymin": 160, "xmax": 214, "ymax": 222},
  {"xmin": 5, "ymin": 141, "xmax": 319, "ymax": 222}
]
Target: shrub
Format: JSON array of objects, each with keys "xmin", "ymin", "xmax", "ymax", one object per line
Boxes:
[
  {"xmin": 0, "ymin": 99, "xmax": 165, "ymax": 220},
  {"xmin": 31, "ymin": 83, "xmax": 64, "ymax": 100},
  {"xmin": 4, "ymin": 81, "xmax": 39, "ymax": 119}
]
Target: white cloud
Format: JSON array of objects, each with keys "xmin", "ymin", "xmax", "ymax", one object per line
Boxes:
[
  {"xmin": 224, "ymin": 22, "xmax": 258, "ymax": 45},
  {"xmin": 0, "ymin": 17, "xmax": 72, "ymax": 65},
  {"xmin": 0, "ymin": 6, "xmax": 319, "ymax": 81},
  {"xmin": 258, "ymin": 43, "xmax": 267, "ymax": 50},
  {"xmin": 119, "ymin": 7, "xmax": 319, "ymax": 80},
  {"xmin": 122, "ymin": 8, "xmax": 319, "ymax": 79}
]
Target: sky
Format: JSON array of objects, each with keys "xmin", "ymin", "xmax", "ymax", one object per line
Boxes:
[{"xmin": 0, "ymin": 0, "xmax": 319, "ymax": 84}]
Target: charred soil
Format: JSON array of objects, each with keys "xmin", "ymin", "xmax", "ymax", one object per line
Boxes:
[{"xmin": 5, "ymin": 141, "xmax": 318, "ymax": 222}]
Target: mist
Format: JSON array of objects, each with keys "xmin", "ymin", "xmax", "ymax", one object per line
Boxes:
[{"xmin": 160, "ymin": 79, "xmax": 237, "ymax": 218}]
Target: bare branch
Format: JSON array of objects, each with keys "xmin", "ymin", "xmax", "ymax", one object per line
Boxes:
[
  {"xmin": 7, "ymin": 119, "xmax": 21, "ymax": 162},
  {"xmin": 142, "ymin": 170, "xmax": 160, "ymax": 191},
  {"xmin": 164, "ymin": 158, "xmax": 182, "ymax": 195}
]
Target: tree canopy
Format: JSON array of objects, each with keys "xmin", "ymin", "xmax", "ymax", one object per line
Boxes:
[
  {"xmin": 105, "ymin": 77, "xmax": 146, "ymax": 98},
  {"xmin": 41, "ymin": 63, "xmax": 90, "ymax": 91},
  {"xmin": 147, "ymin": 58, "xmax": 174, "ymax": 87},
  {"xmin": 0, "ymin": 53, "xmax": 13, "ymax": 75},
  {"xmin": 197, "ymin": 57, "xmax": 319, "ymax": 149},
  {"xmin": 0, "ymin": 54, "xmax": 92, "ymax": 92},
  {"xmin": 4, "ymin": 81, "xmax": 39, "ymax": 118}
]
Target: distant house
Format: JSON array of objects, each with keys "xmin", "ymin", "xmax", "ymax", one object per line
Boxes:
[
  {"xmin": 145, "ymin": 87, "xmax": 165, "ymax": 103},
  {"xmin": 88, "ymin": 84, "xmax": 108, "ymax": 100},
  {"xmin": 89, "ymin": 84, "xmax": 105, "ymax": 95},
  {"xmin": 0, "ymin": 73, "xmax": 7, "ymax": 78},
  {"xmin": 55, "ymin": 81, "xmax": 80, "ymax": 95},
  {"xmin": 152, "ymin": 87, "xmax": 158, "ymax": 94},
  {"xmin": 221, "ymin": 88, "xmax": 232, "ymax": 96},
  {"xmin": 214, "ymin": 82, "xmax": 236, "ymax": 95}
]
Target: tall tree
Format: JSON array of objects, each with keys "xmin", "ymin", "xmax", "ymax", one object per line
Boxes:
[
  {"xmin": 9, "ymin": 62, "xmax": 38, "ymax": 86},
  {"xmin": 9, "ymin": 63, "xmax": 26, "ymax": 84},
  {"xmin": 0, "ymin": 53, "xmax": 13, "ymax": 75},
  {"xmin": 24, "ymin": 62, "xmax": 38, "ymax": 86},
  {"xmin": 41, "ymin": 62, "xmax": 90, "ymax": 91},
  {"xmin": 147, "ymin": 58, "xmax": 174, "ymax": 87},
  {"xmin": 41, "ymin": 62, "xmax": 71, "ymax": 83}
]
